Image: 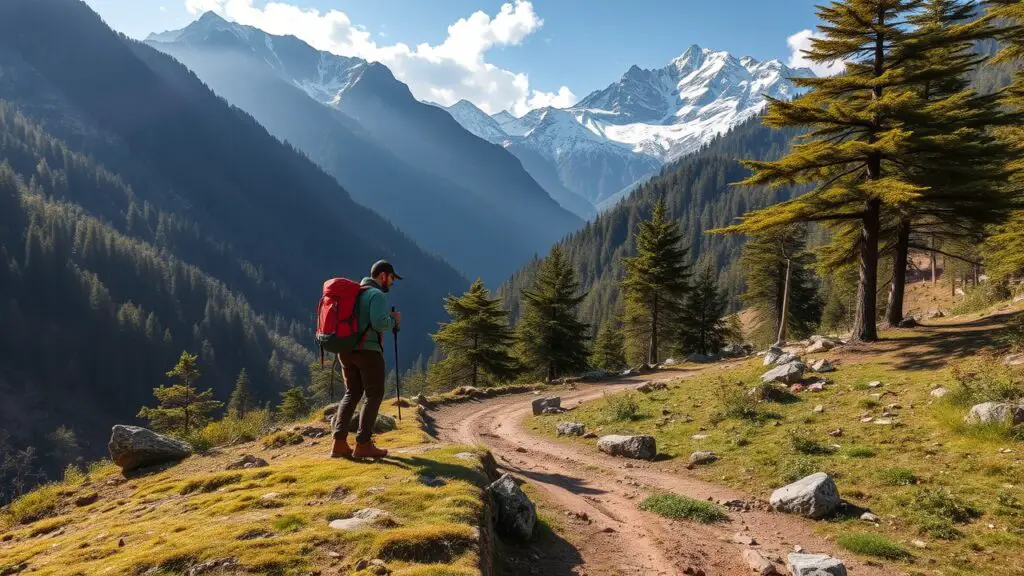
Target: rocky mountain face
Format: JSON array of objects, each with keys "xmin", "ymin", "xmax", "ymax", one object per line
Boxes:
[
  {"xmin": 443, "ymin": 46, "xmax": 812, "ymax": 213},
  {"xmin": 147, "ymin": 13, "xmax": 581, "ymax": 285}
]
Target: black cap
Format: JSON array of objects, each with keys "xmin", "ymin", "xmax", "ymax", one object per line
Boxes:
[{"xmin": 370, "ymin": 259, "xmax": 403, "ymax": 280}]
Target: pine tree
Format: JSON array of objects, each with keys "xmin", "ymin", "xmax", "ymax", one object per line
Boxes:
[
  {"xmin": 621, "ymin": 199, "xmax": 691, "ymax": 364},
  {"xmin": 516, "ymin": 247, "xmax": 591, "ymax": 381},
  {"xmin": 590, "ymin": 318, "xmax": 627, "ymax": 372},
  {"xmin": 277, "ymin": 387, "xmax": 310, "ymax": 422},
  {"xmin": 137, "ymin": 351, "xmax": 223, "ymax": 436},
  {"xmin": 740, "ymin": 224, "xmax": 821, "ymax": 342},
  {"xmin": 227, "ymin": 368, "xmax": 254, "ymax": 419},
  {"xmin": 679, "ymin": 261, "xmax": 729, "ymax": 355},
  {"xmin": 428, "ymin": 279, "xmax": 519, "ymax": 390},
  {"xmin": 718, "ymin": 0, "xmax": 979, "ymax": 342}
]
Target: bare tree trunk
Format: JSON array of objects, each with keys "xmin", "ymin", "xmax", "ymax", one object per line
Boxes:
[
  {"xmin": 775, "ymin": 258, "xmax": 792, "ymax": 346},
  {"xmin": 930, "ymin": 235, "xmax": 937, "ymax": 285},
  {"xmin": 885, "ymin": 219, "xmax": 911, "ymax": 327},
  {"xmin": 853, "ymin": 198, "xmax": 881, "ymax": 342}
]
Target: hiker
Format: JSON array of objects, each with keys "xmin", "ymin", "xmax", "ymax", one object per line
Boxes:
[{"xmin": 330, "ymin": 260, "xmax": 402, "ymax": 459}]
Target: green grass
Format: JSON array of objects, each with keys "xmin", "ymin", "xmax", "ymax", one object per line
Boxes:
[
  {"xmin": 846, "ymin": 445, "xmax": 877, "ymax": 458},
  {"xmin": 604, "ymin": 392, "xmax": 641, "ymax": 422},
  {"xmin": 836, "ymin": 533, "xmax": 912, "ymax": 560},
  {"xmin": 878, "ymin": 467, "xmax": 917, "ymax": 486},
  {"xmin": 271, "ymin": 515, "xmax": 307, "ymax": 533},
  {"xmin": 637, "ymin": 493, "xmax": 728, "ymax": 524}
]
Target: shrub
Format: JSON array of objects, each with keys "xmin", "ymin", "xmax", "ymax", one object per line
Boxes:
[
  {"xmin": 751, "ymin": 382, "xmax": 798, "ymax": 403},
  {"xmin": 3, "ymin": 483, "xmax": 62, "ymax": 524},
  {"xmin": 846, "ymin": 445, "xmax": 877, "ymax": 459},
  {"xmin": 837, "ymin": 533, "xmax": 912, "ymax": 560},
  {"xmin": 1001, "ymin": 315, "xmax": 1024, "ymax": 353},
  {"xmin": 199, "ymin": 409, "xmax": 274, "ymax": 447},
  {"xmin": 787, "ymin": 429, "xmax": 835, "ymax": 455},
  {"xmin": 713, "ymin": 381, "xmax": 763, "ymax": 422},
  {"xmin": 638, "ymin": 493, "xmax": 728, "ymax": 524},
  {"xmin": 262, "ymin": 430, "xmax": 304, "ymax": 449},
  {"xmin": 604, "ymin": 392, "xmax": 640, "ymax": 422},
  {"xmin": 777, "ymin": 457, "xmax": 820, "ymax": 484},
  {"xmin": 948, "ymin": 355, "xmax": 1024, "ymax": 406},
  {"xmin": 879, "ymin": 467, "xmax": 917, "ymax": 486},
  {"xmin": 272, "ymin": 515, "xmax": 307, "ymax": 533},
  {"xmin": 909, "ymin": 487, "xmax": 982, "ymax": 539},
  {"xmin": 951, "ymin": 282, "xmax": 1011, "ymax": 316}
]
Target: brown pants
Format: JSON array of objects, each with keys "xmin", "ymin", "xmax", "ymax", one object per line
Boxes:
[{"xmin": 331, "ymin": 350, "xmax": 386, "ymax": 444}]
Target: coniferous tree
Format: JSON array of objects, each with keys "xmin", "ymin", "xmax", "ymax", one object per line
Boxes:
[
  {"xmin": 590, "ymin": 318, "xmax": 627, "ymax": 372},
  {"xmin": 516, "ymin": 247, "xmax": 591, "ymax": 381},
  {"xmin": 621, "ymin": 199, "xmax": 691, "ymax": 364},
  {"xmin": 680, "ymin": 261, "xmax": 729, "ymax": 355},
  {"xmin": 740, "ymin": 224, "xmax": 821, "ymax": 342},
  {"xmin": 718, "ymin": 0, "xmax": 980, "ymax": 342},
  {"xmin": 429, "ymin": 279, "xmax": 519, "ymax": 390},
  {"xmin": 137, "ymin": 351, "xmax": 223, "ymax": 436},
  {"xmin": 277, "ymin": 387, "xmax": 310, "ymax": 422},
  {"xmin": 227, "ymin": 368, "xmax": 254, "ymax": 419}
]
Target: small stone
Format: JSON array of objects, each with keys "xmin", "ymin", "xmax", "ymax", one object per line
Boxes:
[
  {"xmin": 328, "ymin": 508, "xmax": 392, "ymax": 531},
  {"xmin": 860, "ymin": 417, "xmax": 874, "ymax": 423},
  {"xmin": 226, "ymin": 454, "xmax": 269, "ymax": 470},
  {"xmin": 355, "ymin": 560, "xmax": 370, "ymax": 570},
  {"xmin": 929, "ymin": 386, "xmax": 949, "ymax": 398},
  {"xmin": 691, "ymin": 434, "xmax": 709, "ymax": 441},
  {"xmin": 687, "ymin": 451, "xmax": 718, "ymax": 469},
  {"xmin": 327, "ymin": 551, "xmax": 341, "ymax": 558},
  {"xmin": 742, "ymin": 549, "xmax": 777, "ymax": 575},
  {"xmin": 813, "ymin": 405, "xmax": 824, "ymax": 414},
  {"xmin": 911, "ymin": 539, "xmax": 927, "ymax": 549},
  {"xmin": 860, "ymin": 512, "xmax": 879, "ymax": 522},
  {"xmin": 867, "ymin": 381, "xmax": 882, "ymax": 388},
  {"xmin": 828, "ymin": 428, "xmax": 843, "ymax": 437},
  {"xmin": 118, "ymin": 538, "xmax": 125, "ymax": 547},
  {"xmin": 807, "ymin": 382, "xmax": 824, "ymax": 393},
  {"xmin": 731, "ymin": 532, "xmax": 757, "ymax": 546},
  {"xmin": 793, "ymin": 545, "xmax": 803, "ymax": 553}
]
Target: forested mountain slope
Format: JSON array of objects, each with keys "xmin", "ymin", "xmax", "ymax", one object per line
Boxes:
[
  {"xmin": 0, "ymin": 0, "xmax": 466, "ymax": 466},
  {"xmin": 501, "ymin": 117, "xmax": 799, "ymax": 329}
]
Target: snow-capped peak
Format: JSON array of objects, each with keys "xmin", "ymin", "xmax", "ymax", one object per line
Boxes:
[{"xmin": 443, "ymin": 100, "xmax": 508, "ymax": 143}]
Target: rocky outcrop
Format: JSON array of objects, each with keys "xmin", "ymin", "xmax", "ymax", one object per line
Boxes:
[
  {"xmin": 597, "ymin": 435, "xmax": 657, "ymax": 461},
  {"xmin": 108, "ymin": 425, "xmax": 192, "ymax": 473},
  {"xmin": 787, "ymin": 553, "xmax": 847, "ymax": 576},
  {"xmin": 556, "ymin": 422, "xmax": 586, "ymax": 437},
  {"xmin": 531, "ymin": 397, "xmax": 561, "ymax": 415},
  {"xmin": 226, "ymin": 455, "xmax": 268, "ymax": 470},
  {"xmin": 328, "ymin": 508, "xmax": 394, "ymax": 531},
  {"xmin": 486, "ymin": 473, "xmax": 536, "ymax": 541},
  {"xmin": 769, "ymin": 472, "xmax": 840, "ymax": 519},
  {"xmin": 761, "ymin": 362, "xmax": 805, "ymax": 384},
  {"xmin": 964, "ymin": 402, "xmax": 1024, "ymax": 425},
  {"xmin": 763, "ymin": 346, "xmax": 783, "ymax": 365},
  {"xmin": 687, "ymin": 451, "xmax": 717, "ymax": 469}
]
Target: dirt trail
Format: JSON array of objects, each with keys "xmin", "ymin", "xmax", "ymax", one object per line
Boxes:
[{"xmin": 431, "ymin": 369, "xmax": 893, "ymax": 576}]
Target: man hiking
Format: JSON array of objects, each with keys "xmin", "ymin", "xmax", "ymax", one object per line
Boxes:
[{"xmin": 330, "ymin": 260, "xmax": 402, "ymax": 459}]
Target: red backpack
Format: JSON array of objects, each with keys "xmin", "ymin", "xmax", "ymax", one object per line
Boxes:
[{"xmin": 315, "ymin": 278, "xmax": 373, "ymax": 364}]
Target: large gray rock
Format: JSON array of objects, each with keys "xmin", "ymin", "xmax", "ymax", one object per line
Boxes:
[
  {"xmin": 770, "ymin": 472, "xmax": 840, "ymax": 519},
  {"xmin": 348, "ymin": 413, "xmax": 398, "ymax": 434},
  {"xmin": 775, "ymin": 352, "xmax": 801, "ymax": 365},
  {"xmin": 108, "ymin": 425, "xmax": 192, "ymax": 472},
  {"xmin": 964, "ymin": 402, "xmax": 1024, "ymax": 425},
  {"xmin": 531, "ymin": 397, "xmax": 561, "ymax": 415},
  {"xmin": 687, "ymin": 451, "xmax": 718, "ymax": 468},
  {"xmin": 809, "ymin": 359, "xmax": 834, "ymax": 373},
  {"xmin": 486, "ymin": 473, "xmax": 536, "ymax": 540},
  {"xmin": 763, "ymin": 346, "xmax": 784, "ymax": 366},
  {"xmin": 787, "ymin": 553, "xmax": 847, "ymax": 576},
  {"xmin": 760, "ymin": 362, "xmax": 806, "ymax": 385},
  {"xmin": 556, "ymin": 422, "xmax": 586, "ymax": 437},
  {"xmin": 597, "ymin": 435, "xmax": 657, "ymax": 461}
]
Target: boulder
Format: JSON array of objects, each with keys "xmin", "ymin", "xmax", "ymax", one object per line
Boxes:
[
  {"xmin": 964, "ymin": 402, "xmax": 1024, "ymax": 425},
  {"xmin": 531, "ymin": 397, "xmax": 561, "ymax": 415},
  {"xmin": 108, "ymin": 425, "xmax": 192, "ymax": 473},
  {"xmin": 898, "ymin": 317, "xmax": 918, "ymax": 328},
  {"xmin": 775, "ymin": 352, "xmax": 801, "ymax": 365},
  {"xmin": 809, "ymin": 359, "xmax": 834, "ymax": 373},
  {"xmin": 685, "ymin": 353, "xmax": 718, "ymax": 364},
  {"xmin": 556, "ymin": 422, "xmax": 586, "ymax": 437},
  {"xmin": 328, "ymin": 508, "xmax": 393, "ymax": 531},
  {"xmin": 760, "ymin": 362, "xmax": 805, "ymax": 384},
  {"xmin": 787, "ymin": 553, "xmax": 847, "ymax": 576},
  {"xmin": 226, "ymin": 455, "xmax": 269, "ymax": 470},
  {"xmin": 769, "ymin": 472, "xmax": 840, "ymax": 519},
  {"xmin": 742, "ymin": 549, "xmax": 777, "ymax": 575},
  {"xmin": 349, "ymin": 413, "xmax": 398, "ymax": 434},
  {"xmin": 763, "ymin": 346, "xmax": 784, "ymax": 366},
  {"xmin": 635, "ymin": 381, "xmax": 669, "ymax": 393},
  {"xmin": 597, "ymin": 435, "xmax": 657, "ymax": 461},
  {"xmin": 687, "ymin": 451, "xmax": 717, "ymax": 469},
  {"xmin": 926, "ymin": 309, "xmax": 945, "ymax": 319},
  {"xmin": 486, "ymin": 473, "xmax": 536, "ymax": 540},
  {"xmin": 929, "ymin": 387, "xmax": 950, "ymax": 399}
]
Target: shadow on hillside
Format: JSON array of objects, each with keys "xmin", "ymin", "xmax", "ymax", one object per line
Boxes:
[
  {"xmin": 888, "ymin": 309, "xmax": 1021, "ymax": 371},
  {"xmin": 495, "ymin": 517, "xmax": 585, "ymax": 576},
  {"xmin": 500, "ymin": 463, "xmax": 608, "ymax": 498}
]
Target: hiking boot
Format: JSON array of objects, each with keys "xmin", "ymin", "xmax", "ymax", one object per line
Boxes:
[
  {"xmin": 330, "ymin": 437, "xmax": 352, "ymax": 458},
  {"xmin": 353, "ymin": 442, "xmax": 388, "ymax": 459}
]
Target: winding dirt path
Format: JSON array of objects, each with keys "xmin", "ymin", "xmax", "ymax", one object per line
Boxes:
[{"xmin": 430, "ymin": 370, "xmax": 894, "ymax": 576}]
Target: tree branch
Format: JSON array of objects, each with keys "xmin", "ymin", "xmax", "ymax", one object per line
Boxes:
[{"xmin": 908, "ymin": 244, "xmax": 981, "ymax": 266}]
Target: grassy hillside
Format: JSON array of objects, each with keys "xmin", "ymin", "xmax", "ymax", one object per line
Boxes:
[
  {"xmin": 529, "ymin": 302, "xmax": 1024, "ymax": 576},
  {"xmin": 0, "ymin": 404, "xmax": 494, "ymax": 576}
]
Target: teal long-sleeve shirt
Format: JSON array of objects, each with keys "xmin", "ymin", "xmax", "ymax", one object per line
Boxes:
[{"xmin": 357, "ymin": 277, "xmax": 393, "ymax": 353}]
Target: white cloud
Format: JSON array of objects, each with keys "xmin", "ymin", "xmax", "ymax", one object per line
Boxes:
[
  {"xmin": 787, "ymin": 29, "xmax": 845, "ymax": 77},
  {"xmin": 184, "ymin": 0, "xmax": 576, "ymax": 115}
]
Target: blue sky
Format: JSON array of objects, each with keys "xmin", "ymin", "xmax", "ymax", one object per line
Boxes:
[{"xmin": 85, "ymin": 0, "xmax": 826, "ymax": 114}]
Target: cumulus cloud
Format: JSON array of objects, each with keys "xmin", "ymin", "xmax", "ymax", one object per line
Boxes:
[
  {"xmin": 787, "ymin": 29, "xmax": 845, "ymax": 77},
  {"xmin": 184, "ymin": 0, "xmax": 576, "ymax": 115}
]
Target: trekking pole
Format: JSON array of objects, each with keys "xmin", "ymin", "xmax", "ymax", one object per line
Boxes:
[{"xmin": 392, "ymin": 306, "xmax": 402, "ymax": 421}]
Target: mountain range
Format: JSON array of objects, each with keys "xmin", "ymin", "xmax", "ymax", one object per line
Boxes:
[
  {"xmin": 146, "ymin": 12, "xmax": 582, "ymax": 285},
  {"xmin": 443, "ymin": 46, "xmax": 812, "ymax": 213}
]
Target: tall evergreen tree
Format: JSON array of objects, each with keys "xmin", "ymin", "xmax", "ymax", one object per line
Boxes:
[
  {"xmin": 137, "ymin": 351, "xmax": 223, "ymax": 436},
  {"xmin": 720, "ymin": 0, "xmax": 966, "ymax": 342},
  {"xmin": 227, "ymin": 368, "xmax": 254, "ymax": 419},
  {"xmin": 590, "ymin": 318, "xmax": 627, "ymax": 372},
  {"xmin": 680, "ymin": 261, "xmax": 729, "ymax": 355},
  {"xmin": 740, "ymin": 224, "xmax": 821, "ymax": 342},
  {"xmin": 429, "ymin": 279, "xmax": 519, "ymax": 390},
  {"xmin": 621, "ymin": 199, "xmax": 692, "ymax": 364},
  {"xmin": 516, "ymin": 247, "xmax": 591, "ymax": 381},
  {"xmin": 277, "ymin": 387, "xmax": 310, "ymax": 422}
]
